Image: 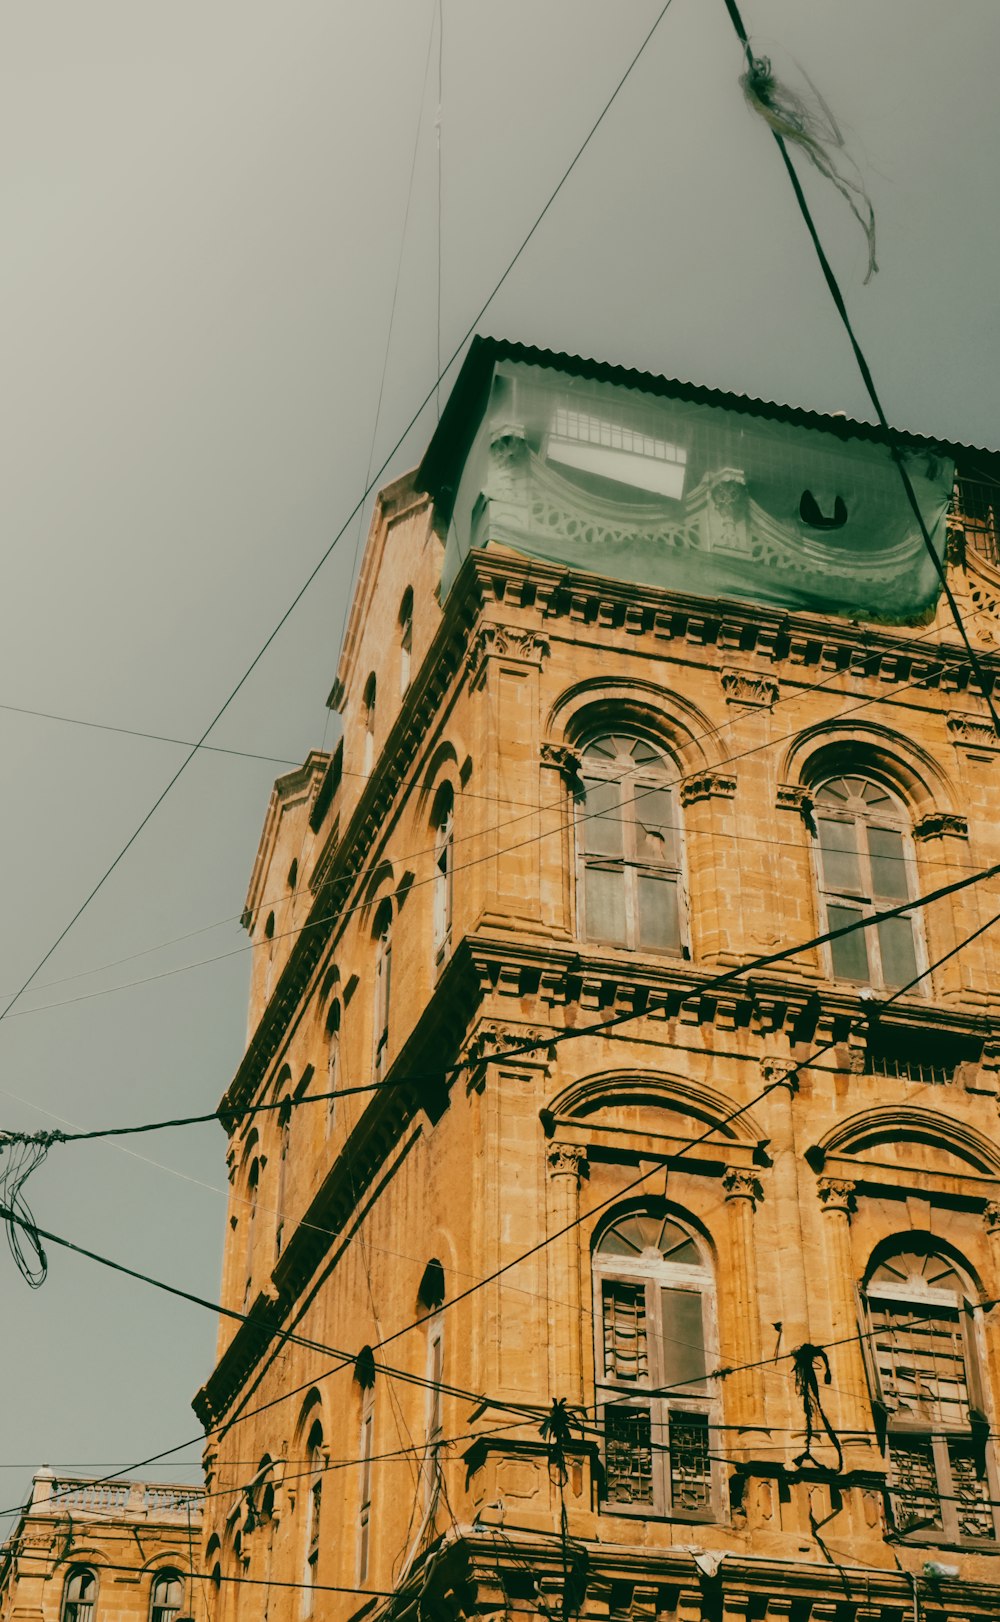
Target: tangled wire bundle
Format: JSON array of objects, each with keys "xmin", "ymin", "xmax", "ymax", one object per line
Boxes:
[{"xmin": 0, "ymin": 1130, "xmax": 64, "ymax": 1287}]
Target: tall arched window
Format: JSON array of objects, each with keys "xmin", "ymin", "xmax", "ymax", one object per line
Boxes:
[
  {"xmin": 325, "ymin": 996, "xmax": 341, "ymax": 1135},
  {"xmin": 399, "ymin": 588, "xmax": 414, "ymax": 697},
  {"xmin": 432, "ymin": 784, "xmax": 454, "ymax": 965},
  {"xmin": 576, "ymin": 736, "xmax": 683, "ymax": 953},
  {"xmin": 593, "ymin": 1209, "xmax": 716, "ymax": 1519},
  {"xmin": 362, "ymin": 675, "xmax": 377, "ymax": 775},
  {"xmin": 150, "ymin": 1571, "xmax": 184, "ymax": 1622},
  {"xmin": 373, "ymin": 901, "xmax": 393, "ymax": 1080},
  {"xmin": 243, "ymin": 1157, "xmax": 260, "ymax": 1310},
  {"xmin": 813, "ymin": 774, "xmax": 920, "ymax": 988},
  {"xmin": 859, "ymin": 1245, "xmax": 996, "ymax": 1542},
  {"xmin": 62, "ymin": 1570, "xmax": 97, "ymax": 1622},
  {"xmin": 275, "ymin": 1100, "xmax": 291, "ymax": 1260},
  {"xmin": 302, "ymin": 1422, "xmax": 324, "ymax": 1614},
  {"xmin": 355, "ymin": 1354, "xmax": 377, "ymax": 1582}
]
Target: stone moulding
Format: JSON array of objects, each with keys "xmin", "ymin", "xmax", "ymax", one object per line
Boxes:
[
  {"xmin": 775, "ymin": 783, "xmax": 814, "ymax": 817},
  {"xmin": 466, "ymin": 622, "xmax": 550, "ymax": 683},
  {"xmin": 912, "ymin": 809, "xmax": 970, "ymax": 840},
  {"xmin": 947, "ymin": 710, "xmax": 1000, "ymax": 751},
  {"xmin": 539, "ymin": 740, "xmax": 582, "ymax": 781}
]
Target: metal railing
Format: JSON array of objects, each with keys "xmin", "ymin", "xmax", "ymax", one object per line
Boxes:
[{"xmin": 951, "ymin": 475, "xmax": 1000, "ymax": 569}]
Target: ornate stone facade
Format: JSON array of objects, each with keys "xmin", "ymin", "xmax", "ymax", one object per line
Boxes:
[{"xmin": 197, "ymin": 347, "xmax": 1000, "ymax": 1622}]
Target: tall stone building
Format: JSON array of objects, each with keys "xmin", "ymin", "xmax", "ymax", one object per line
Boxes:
[{"xmin": 196, "ymin": 340, "xmax": 1000, "ymax": 1619}]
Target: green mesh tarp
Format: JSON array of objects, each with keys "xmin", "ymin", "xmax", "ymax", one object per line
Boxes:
[{"xmin": 439, "ymin": 358, "xmax": 952, "ymax": 623}]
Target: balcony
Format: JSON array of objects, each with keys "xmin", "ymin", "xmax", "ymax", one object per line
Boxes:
[{"xmin": 25, "ymin": 1472, "xmax": 202, "ymax": 1525}]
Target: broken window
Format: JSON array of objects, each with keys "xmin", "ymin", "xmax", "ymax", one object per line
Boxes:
[
  {"xmin": 577, "ymin": 736, "xmax": 685, "ymax": 955},
  {"xmin": 813, "ymin": 775, "xmax": 922, "ymax": 991},
  {"xmin": 593, "ymin": 1210, "xmax": 716, "ymax": 1519},
  {"xmin": 150, "ymin": 1571, "xmax": 184, "ymax": 1622},
  {"xmin": 62, "ymin": 1570, "xmax": 97, "ymax": 1622},
  {"xmin": 858, "ymin": 1246, "xmax": 997, "ymax": 1544}
]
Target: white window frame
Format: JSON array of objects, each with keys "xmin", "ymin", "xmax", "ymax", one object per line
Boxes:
[
  {"xmin": 592, "ymin": 1212, "xmax": 719, "ymax": 1521},
  {"xmin": 358, "ymin": 1386, "xmax": 376, "ymax": 1583},
  {"xmin": 433, "ymin": 796, "xmax": 454, "ymax": 968},
  {"xmin": 574, "ymin": 735, "xmax": 687, "ymax": 956},
  {"xmin": 399, "ymin": 590, "xmax": 413, "ymax": 697},
  {"xmin": 301, "ymin": 1426, "xmax": 324, "ymax": 1616},
  {"xmin": 421, "ymin": 1313, "xmax": 445, "ymax": 1513},
  {"xmin": 373, "ymin": 907, "xmax": 392, "ymax": 1080},
  {"xmin": 363, "ymin": 675, "xmax": 376, "ymax": 776},
  {"xmin": 811, "ymin": 773, "xmax": 926, "ymax": 993},
  {"xmin": 325, "ymin": 997, "xmax": 341, "ymax": 1136}
]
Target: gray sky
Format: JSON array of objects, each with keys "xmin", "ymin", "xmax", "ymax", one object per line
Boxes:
[{"xmin": 1, "ymin": 0, "xmax": 998, "ymax": 1515}]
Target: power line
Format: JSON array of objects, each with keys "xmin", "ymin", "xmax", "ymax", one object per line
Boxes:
[
  {"xmin": 0, "ymin": 0, "xmax": 680, "ymax": 1035},
  {"xmin": 720, "ymin": 0, "xmax": 1000, "ymax": 741}
]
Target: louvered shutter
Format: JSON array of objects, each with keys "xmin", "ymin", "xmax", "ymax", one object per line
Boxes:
[{"xmin": 854, "ymin": 1283, "xmax": 888, "ymax": 1446}]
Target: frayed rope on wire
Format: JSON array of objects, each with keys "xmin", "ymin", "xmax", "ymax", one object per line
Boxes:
[
  {"xmin": 791, "ymin": 1343, "xmax": 844, "ymax": 1473},
  {"xmin": 0, "ymin": 1130, "xmax": 65, "ymax": 1287},
  {"xmin": 740, "ymin": 54, "xmax": 877, "ymax": 284}
]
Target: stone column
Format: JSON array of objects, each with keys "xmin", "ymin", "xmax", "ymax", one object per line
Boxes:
[
  {"xmin": 722, "ymin": 1167, "xmax": 764, "ymax": 1434},
  {"xmin": 546, "ymin": 1142, "xmax": 588, "ymax": 1405},
  {"xmin": 815, "ymin": 1177, "xmax": 877, "ymax": 1468}
]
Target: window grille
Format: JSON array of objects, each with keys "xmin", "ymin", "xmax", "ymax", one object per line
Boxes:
[
  {"xmin": 593, "ymin": 1210, "xmax": 717, "ymax": 1520},
  {"xmin": 62, "ymin": 1569, "xmax": 97, "ymax": 1622},
  {"xmin": 813, "ymin": 775, "xmax": 921, "ymax": 990},
  {"xmin": 859, "ymin": 1248, "xmax": 998, "ymax": 1543},
  {"xmin": 577, "ymin": 736, "xmax": 685, "ymax": 955},
  {"xmin": 150, "ymin": 1572, "xmax": 183, "ymax": 1622},
  {"xmin": 861, "ymin": 1027, "xmax": 978, "ymax": 1087}
]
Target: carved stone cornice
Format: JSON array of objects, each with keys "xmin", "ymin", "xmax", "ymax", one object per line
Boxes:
[
  {"xmin": 817, "ymin": 1177, "xmax": 856, "ymax": 1216},
  {"xmin": 721, "ymin": 667, "xmax": 779, "ymax": 708},
  {"xmin": 466, "ymin": 623, "xmax": 549, "ymax": 683},
  {"xmin": 912, "ymin": 810, "xmax": 970, "ymax": 841},
  {"xmin": 539, "ymin": 741, "xmax": 582, "ymax": 781},
  {"xmin": 546, "ymin": 1142, "xmax": 588, "ymax": 1182},
  {"xmin": 948, "ymin": 710, "xmax": 1000, "ymax": 752},
  {"xmin": 723, "ymin": 1167, "xmax": 763, "ymax": 1207},
  {"xmin": 461, "ymin": 1021, "xmax": 555, "ymax": 1092},
  {"xmin": 775, "ymin": 783, "xmax": 814, "ymax": 818},
  {"xmin": 679, "ymin": 769, "xmax": 737, "ymax": 806},
  {"xmin": 983, "ymin": 1201, "xmax": 1000, "ymax": 1237},
  {"xmin": 760, "ymin": 1056, "xmax": 798, "ymax": 1092}
]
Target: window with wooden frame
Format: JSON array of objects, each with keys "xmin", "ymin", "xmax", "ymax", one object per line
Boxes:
[
  {"xmin": 362, "ymin": 674, "xmax": 377, "ymax": 775},
  {"xmin": 421, "ymin": 1312, "xmax": 445, "ymax": 1514},
  {"xmin": 812, "ymin": 774, "xmax": 922, "ymax": 990},
  {"xmin": 149, "ymin": 1571, "xmax": 183, "ymax": 1622},
  {"xmin": 432, "ymin": 783, "xmax": 454, "ymax": 966},
  {"xmin": 274, "ymin": 1098, "xmax": 291, "ymax": 1259},
  {"xmin": 372, "ymin": 901, "xmax": 393, "ymax": 1081},
  {"xmin": 358, "ymin": 1384, "xmax": 376, "ymax": 1582},
  {"xmin": 399, "ymin": 588, "xmax": 414, "ymax": 697},
  {"xmin": 593, "ymin": 1210, "xmax": 718, "ymax": 1520},
  {"xmin": 575, "ymin": 735, "xmax": 684, "ymax": 954},
  {"xmin": 325, "ymin": 996, "xmax": 341, "ymax": 1135},
  {"xmin": 61, "ymin": 1569, "xmax": 97, "ymax": 1622},
  {"xmin": 243, "ymin": 1156, "xmax": 260, "ymax": 1311},
  {"xmin": 858, "ymin": 1247, "xmax": 997, "ymax": 1544}
]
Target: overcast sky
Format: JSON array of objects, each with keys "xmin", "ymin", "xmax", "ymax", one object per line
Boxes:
[{"xmin": 1, "ymin": 0, "xmax": 998, "ymax": 1519}]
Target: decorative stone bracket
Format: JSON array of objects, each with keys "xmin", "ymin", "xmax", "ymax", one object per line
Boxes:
[
  {"xmin": 817, "ymin": 1176, "xmax": 856, "ymax": 1216},
  {"xmin": 721, "ymin": 667, "xmax": 779, "ymax": 708},
  {"xmin": 466, "ymin": 623, "xmax": 549, "ymax": 683},
  {"xmin": 679, "ymin": 770, "xmax": 737, "ymax": 806},
  {"xmin": 462, "ymin": 1021, "xmax": 555, "ymax": 1093},
  {"xmin": 948, "ymin": 711, "xmax": 1000, "ymax": 752},
  {"xmin": 539, "ymin": 741, "xmax": 582, "ymax": 783},
  {"xmin": 723, "ymin": 1167, "xmax": 763, "ymax": 1207},
  {"xmin": 775, "ymin": 783, "xmax": 814, "ymax": 820},
  {"xmin": 912, "ymin": 810, "xmax": 970, "ymax": 841}
]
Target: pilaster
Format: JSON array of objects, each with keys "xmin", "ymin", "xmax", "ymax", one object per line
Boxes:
[{"xmin": 545, "ymin": 1141, "xmax": 588, "ymax": 1405}]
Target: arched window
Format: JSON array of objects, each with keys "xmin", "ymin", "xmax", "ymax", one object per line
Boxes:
[
  {"xmin": 373, "ymin": 901, "xmax": 393, "ymax": 1080},
  {"xmin": 859, "ymin": 1244, "xmax": 996, "ymax": 1542},
  {"xmin": 593, "ymin": 1209, "xmax": 716, "ymax": 1519},
  {"xmin": 62, "ymin": 1570, "xmax": 97, "ymax": 1622},
  {"xmin": 363, "ymin": 675, "xmax": 377, "ymax": 775},
  {"xmin": 150, "ymin": 1571, "xmax": 184, "ymax": 1622},
  {"xmin": 432, "ymin": 784, "xmax": 454, "ymax": 965},
  {"xmin": 356, "ymin": 1368, "xmax": 376, "ymax": 1582},
  {"xmin": 302, "ymin": 1421, "xmax": 324, "ymax": 1613},
  {"xmin": 275, "ymin": 1100, "xmax": 291, "ymax": 1260},
  {"xmin": 325, "ymin": 997, "xmax": 341, "ymax": 1135},
  {"xmin": 813, "ymin": 774, "xmax": 921, "ymax": 989},
  {"xmin": 399, "ymin": 589, "xmax": 414, "ymax": 697},
  {"xmin": 243, "ymin": 1157, "xmax": 260, "ymax": 1310},
  {"xmin": 576, "ymin": 735, "xmax": 683, "ymax": 953}
]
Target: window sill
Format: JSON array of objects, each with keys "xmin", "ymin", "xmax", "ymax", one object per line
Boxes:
[{"xmin": 599, "ymin": 1501, "xmax": 719, "ymax": 1525}]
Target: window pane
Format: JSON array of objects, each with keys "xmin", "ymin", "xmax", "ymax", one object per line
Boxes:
[
  {"xmin": 947, "ymin": 1441, "xmax": 995, "ymax": 1540},
  {"xmin": 669, "ymin": 1411, "xmax": 711, "ymax": 1513},
  {"xmin": 584, "ymin": 865, "xmax": 627, "ymax": 945},
  {"xmin": 633, "ymin": 787, "xmax": 676, "ymax": 866},
  {"xmin": 637, "ymin": 874, "xmax": 680, "ymax": 951},
  {"xmin": 868, "ymin": 826, "xmax": 910, "ymax": 900},
  {"xmin": 604, "ymin": 1405, "xmax": 654, "ymax": 1505},
  {"xmin": 602, "ymin": 1280, "xmax": 649, "ymax": 1382},
  {"xmin": 660, "ymin": 1288, "xmax": 707, "ymax": 1388},
  {"xmin": 582, "ymin": 778, "xmax": 624, "ymax": 856},
  {"xmin": 818, "ymin": 817, "xmax": 862, "ymax": 893},
  {"xmin": 828, "ymin": 903, "xmax": 870, "ymax": 981},
  {"xmin": 878, "ymin": 915, "xmax": 918, "ymax": 988},
  {"xmin": 889, "ymin": 1437, "xmax": 942, "ymax": 1534}
]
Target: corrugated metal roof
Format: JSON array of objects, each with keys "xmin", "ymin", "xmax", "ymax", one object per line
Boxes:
[{"xmin": 416, "ymin": 336, "xmax": 1000, "ymax": 517}]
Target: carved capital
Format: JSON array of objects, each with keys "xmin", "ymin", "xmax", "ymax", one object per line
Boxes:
[
  {"xmin": 912, "ymin": 810, "xmax": 969, "ymax": 841},
  {"xmin": 539, "ymin": 741, "xmax": 582, "ymax": 781},
  {"xmin": 723, "ymin": 1167, "xmax": 762, "ymax": 1207},
  {"xmin": 817, "ymin": 1176, "xmax": 856, "ymax": 1215},
  {"xmin": 466, "ymin": 623, "xmax": 550, "ymax": 681},
  {"xmin": 775, "ymin": 783, "xmax": 814, "ymax": 818},
  {"xmin": 947, "ymin": 711, "xmax": 1000, "ymax": 752},
  {"xmin": 679, "ymin": 769, "xmax": 737, "ymax": 807},
  {"xmin": 462, "ymin": 1022, "xmax": 554, "ymax": 1092},
  {"xmin": 983, "ymin": 1201, "xmax": 1000, "ymax": 1237},
  {"xmin": 546, "ymin": 1142, "xmax": 588, "ymax": 1183},
  {"xmin": 760, "ymin": 1055, "xmax": 798, "ymax": 1092},
  {"xmin": 721, "ymin": 667, "xmax": 779, "ymax": 708}
]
